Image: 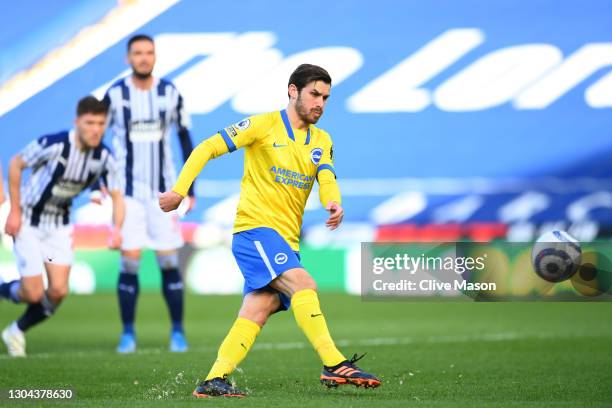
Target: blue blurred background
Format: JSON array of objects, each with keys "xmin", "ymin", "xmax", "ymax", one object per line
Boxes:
[{"xmin": 2, "ymin": 0, "xmax": 612, "ymax": 246}]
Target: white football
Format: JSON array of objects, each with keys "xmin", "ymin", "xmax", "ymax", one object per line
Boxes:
[{"xmin": 531, "ymin": 230, "xmax": 582, "ymax": 283}]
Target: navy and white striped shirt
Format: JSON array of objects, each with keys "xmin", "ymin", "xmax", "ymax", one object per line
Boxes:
[
  {"xmin": 20, "ymin": 130, "xmax": 120, "ymax": 229},
  {"xmin": 103, "ymin": 76, "xmax": 194, "ymax": 200}
]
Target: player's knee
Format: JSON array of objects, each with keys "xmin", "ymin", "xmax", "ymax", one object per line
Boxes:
[
  {"xmin": 238, "ymin": 307, "xmax": 269, "ymax": 327},
  {"xmin": 249, "ymin": 311, "xmax": 270, "ymax": 327},
  {"xmin": 277, "ymin": 268, "xmax": 317, "ymax": 294},
  {"xmin": 238, "ymin": 294, "xmax": 278, "ymax": 327},
  {"xmin": 305, "ymin": 277, "xmax": 318, "ymax": 292},
  {"xmin": 47, "ymin": 285, "xmax": 69, "ymax": 303},
  {"xmin": 156, "ymin": 251, "xmax": 179, "ymax": 270},
  {"xmin": 121, "ymin": 249, "xmax": 141, "ymax": 260},
  {"xmin": 259, "ymin": 296, "xmax": 282, "ymax": 324},
  {"xmin": 20, "ymin": 286, "xmax": 44, "ymax": 303},
  {"xmin": 295, "ymin": 273, "xmax": 317, "ymax": 293}
]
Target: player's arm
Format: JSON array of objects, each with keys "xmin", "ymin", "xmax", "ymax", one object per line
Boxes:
[
  {"xmin": 160, "ymin": 117, "xmax": 261, "ymax": 212},
  {"xmin": 4, "ymin": 136, "xmax": 56, "ymax": 237},
  {"xmin": 100, "ymin": 154, "xmax": 124, "ymax": 248},
  {"xmin": 4, "ymin": 155, "xmax": 27, "ymax": 237},
  {"xmin": 159, "ymin": 133, "xmax": 232, "ymax": 212},
  {"xmin": 317, "ymin": 141, "xmax": 343, "ymax": 230},
  {"xmin": 108, "ymin": 189, "xmax": 124, "ymax": 249}
]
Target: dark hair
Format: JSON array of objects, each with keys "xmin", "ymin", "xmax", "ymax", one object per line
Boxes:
[
  {"xmin": 76, "ymin": 96, "xmax": 108, "ymax": 117},
  {"xmin": 288, "ymin": 64, "xmax": 332, "ymax": 97},
  {"xmin": 127, "ymin": 34, "xmax": 154, "ymax": 51}
]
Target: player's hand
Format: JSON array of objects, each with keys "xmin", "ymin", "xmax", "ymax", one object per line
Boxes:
[
  {"xmin": 159, "ymin": 191, "xmax": 184, "ymax": 212},
  {"xmin": 4, "ymin": 208, "xmax": 22, "ymax": 238},
  {"xmin": 90, "ymin": 186, "xmax": 109, "ymax": 205},
  {"xmin": 325, "ymin": 201, "xmax": 344, "ymax": 231},
  {"xmin": 108, "ymin": 225, "xmax": 122, "ymax": 249}
]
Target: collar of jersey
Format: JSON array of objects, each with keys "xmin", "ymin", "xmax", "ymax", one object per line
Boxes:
[
  {"xmin": 280, "ymin": 109, "xmax": 311, "ymax": 145},
  {"xmin": 126, "ymin": 75, "xmax": 160, "ymax": 90}
]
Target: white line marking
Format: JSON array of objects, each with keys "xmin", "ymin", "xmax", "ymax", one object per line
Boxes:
[
  {"xmin": 254, "ymin": 240, "xmax": 277, "ymax": 280},
  {"xmin": 0, "ymin": 0, "xmax": 180, "ymax": 116}
]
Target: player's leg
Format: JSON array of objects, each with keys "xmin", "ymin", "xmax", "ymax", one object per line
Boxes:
[
  {"xmin": 1, "ymin": 224, "xmax": 44, "ymax": 304},
  {"xmin": 269, "ymin": 268, "xmax": 345, "ymax": 366},
  {"xmin": 147, "ymin": 197, "xmax": 187, "ymax": 352},
  {"xmin": 5, "ymin": 263, "xmax": 70, "ymax": 358},
  {"xmin": 17, "ymin": 276, "xmax": 45, "ymax": 303},
  {"xmin": 192, "ymin": 229, "xmax": 281, "ymax": 397},
  {"xmin": 2, "ymin": 224, "xmax": 46, "ymax": 357},
  {"xmin": 16, "ymin": 224, "xmax": 73, "ymax": 333},
  {"xmin": 116, "ymin": 197, "xmax": 146, "ymax": 353},
  {"xmin": 195, "ymin": 227, "xmax": 308, "ymax": 396},
  {"xmin": 206, "ymin": 290, "xmax": 278, "ymax": 378},
  {"xmin": 1, "ymin": 275, "xmax": 44, "ymax": 357},
  {"xmin": 155, "ymin": 249, "xmax": 186, "ymax": 352},
  {"xmin": 45, "ymin": 263, "xmax": 70, "ymax": 306},
  {"xmin": 271, "ymin": 268, "xmax": 382, "ymax": 388},
  {"xmin": 0, "ymin": 276, "xmax": 22, "ymax": 303},
  {"xmin": 193, "ymin": 290, "xmax": 279, "ymax": 398},
  {"xmin": 18, "ymin": 263, "xmax": 68, "ymax": 326},
  {"xmin": 0, "ymin": 273, "xmax": 39, "ymax": 304},
  {"xmin": 117, "ymin": 249, "xmax": 140, "ymax": 353},
  {"xmin": 3, "ymin": 225, "xmax": 73, "ymax": 357}
]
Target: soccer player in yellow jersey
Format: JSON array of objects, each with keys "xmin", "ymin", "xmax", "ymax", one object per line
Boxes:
[{"xmin": 159, "ymin": 64, "xmax": 381, "ymax": 397}]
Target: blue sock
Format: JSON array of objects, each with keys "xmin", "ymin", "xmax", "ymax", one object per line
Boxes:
[
  {"xmin": 161, "ymin": 268, "xmax": 184, "ymax": 333},
  {"xmin": 16, "ymin": 294, "xmax": 55, "ymax": 332},
  {"xmin": 0, "ymin": 280, "xmax": 21, "ymax": 303},
  {"xmin": 117, "ymin": 272, "xmax": 139, "ymax": 334}
]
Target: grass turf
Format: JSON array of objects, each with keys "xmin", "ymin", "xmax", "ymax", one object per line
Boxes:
[{"xmin": 1, "ymin": 293, "xmax": 611, "ymax": 407}]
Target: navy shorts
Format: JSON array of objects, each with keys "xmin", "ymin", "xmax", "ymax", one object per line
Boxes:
[{"xmin": 232, "ymin": 227, "xmax": 302, "ymax": 311}]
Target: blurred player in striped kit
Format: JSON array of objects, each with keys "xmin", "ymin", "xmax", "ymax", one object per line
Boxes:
[
  {"xmin": 101, "ymin": 34, "xmax": 195, "ymax": 353},
  {"xmin": 0, "ymin": 96, "xmax": 124, "ymax": 357}
]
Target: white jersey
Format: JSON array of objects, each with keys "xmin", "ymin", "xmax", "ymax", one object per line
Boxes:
[
  {"xmin": 19, "ymin": 130, "xmax": 119, "ymax": 229},
  {"xmin": 103, "ymin": 76, "xmax": 194, "ymax": 200}
]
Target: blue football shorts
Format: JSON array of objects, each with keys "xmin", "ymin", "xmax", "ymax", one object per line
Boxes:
[{"xmin": 232, "ymin": 227, "xmax": 303, "ymax": 311}]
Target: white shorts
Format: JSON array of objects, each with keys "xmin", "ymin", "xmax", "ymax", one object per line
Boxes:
[
  {"xmin": 121, "ymin": 196, "xmax": 183, "ymax": 251},
  {"xmin": 14, "ymin": 224, "xmax": 74, "ymax": 277}
]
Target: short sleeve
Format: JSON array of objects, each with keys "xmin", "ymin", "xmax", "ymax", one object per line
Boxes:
[{"xmin": 21, "ymin": 136, "xmax": 61, "ymax": 168}]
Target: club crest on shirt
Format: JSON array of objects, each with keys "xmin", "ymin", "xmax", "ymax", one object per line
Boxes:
[
  {"xmin": 88, "ymin": 159, "xmax": 103, "ymax": 174},
  {"xmin": 129, "ymin": 120, "xmax": 163, "ymax": 142},
  {"xmin": 311, "ymin": 148, "xmax": 323, "ymax": 165},
  {"xmin": 235, "ymin": 119, "xmax": 251, "ymax": 131}
]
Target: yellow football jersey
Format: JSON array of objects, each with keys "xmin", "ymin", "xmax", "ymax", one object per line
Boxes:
[{"xmin": 173, "ymin": 110, "xmax": 339, "ymax": 250}]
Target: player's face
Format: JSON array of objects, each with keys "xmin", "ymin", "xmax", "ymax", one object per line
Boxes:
[
  {"xmin": 127, "ymin": 40, "xmax": 156, "ymax": 78},
  {"xmin": 75, "ymin": 113, "xmax": 107, "ymax": 149},
  {"xmin": 295, "ymin": 81, "xmax": 331, "ymax": 124}
]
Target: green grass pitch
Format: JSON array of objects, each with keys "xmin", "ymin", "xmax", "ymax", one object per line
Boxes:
[{"xmin": 1, "ymin": 293, "xmax": 611, "ymax": 407}]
